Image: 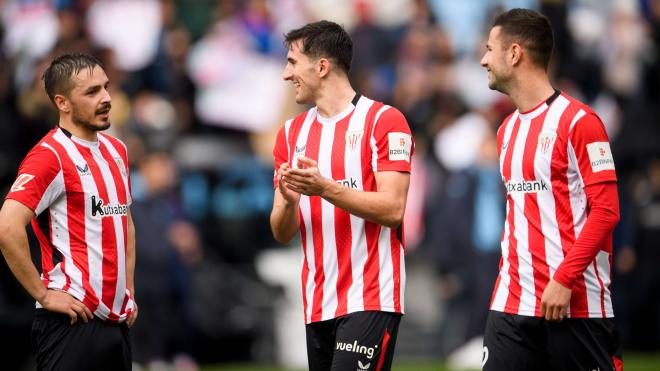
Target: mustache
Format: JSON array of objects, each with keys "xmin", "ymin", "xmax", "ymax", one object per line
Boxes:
[{"xmin": 95, "ymin": 103, "xmax": 112, "ymax": 114}]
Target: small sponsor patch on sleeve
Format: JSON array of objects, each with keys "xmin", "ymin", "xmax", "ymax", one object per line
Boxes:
[
  {"xmin": 388, "ymin": 132, "xmax": 412, "ymax": 162},
  {"xmin": 586, "ymin": 141, "xmax": 615, "ymax": 172}
]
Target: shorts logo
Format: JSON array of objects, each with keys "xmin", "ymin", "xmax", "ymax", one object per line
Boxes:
[
  {"xmin": 346, "ymin": 130, "xmax": 363, "ymax": 150},
  {"xmin": 357, "ymin": 360, "xmax": 370, "ymax": 370},
  {"xmin": 538, "ymin": 132, "xmax": 556, "ymax": 154},
  {"xmin": 482, "ymin": 346, "xmax": 489, "ymax": 367},
  {"xmin": 586, "ymin": 142, "xmax": 615, "ymax": 172},
  {"xmin": 336, "ymin": 340, "xmax": 377, "ymax": 360},
  {"xmin": 10, "ymin": 174, "xmax": 35, "ymax": 192},
  {"xmin": 388, "ymin": 132, "xmax": 412, "ymax": 162}
]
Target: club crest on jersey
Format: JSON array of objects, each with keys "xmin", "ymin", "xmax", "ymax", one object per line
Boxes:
[
  {"xmin": 538, "ymin": 132, "xmax": 556, "ymax": 154},
  {"xmin": 91, "ymin": 195, "xmax": 128, "ymax": 218},
  {"xmin": 345, "ymin": 130, "xmax": 363, "ymax": 150},
  {"xmin": 113, "ymin": 157, "xmax": 127, "ymax": 177}
]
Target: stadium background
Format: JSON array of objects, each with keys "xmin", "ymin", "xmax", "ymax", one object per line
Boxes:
[{"xmin": 0, "ymin": 0, "xmax": 659, "ymax": 370}]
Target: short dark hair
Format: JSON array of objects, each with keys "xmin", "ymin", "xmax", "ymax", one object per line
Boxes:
[
  {"xmin": 492, "ymin": 8, "xmax": 554, "ymax": 69},
  {"xmin": 42, "ymin": 53, "xmax": 104, "ymax": 103},
  {"xmin": 284, "ymin": 20, "xmax": 353, "ymax": 74}
]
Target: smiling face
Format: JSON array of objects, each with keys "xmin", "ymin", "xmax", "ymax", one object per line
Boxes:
[
  {"xmin": 480, "ymin": 26, "xmax": 514, "ymax": 94},
  {"xmin": 283, "ymin": 40, "xmax": 321, "ymax": 105},
  {"xmin": 66, "ymin": 65, "xmax": 112, "ymax": 132}
]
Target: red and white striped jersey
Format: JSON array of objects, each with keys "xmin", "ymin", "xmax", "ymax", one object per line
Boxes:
[
  {"xmin": 490, "ymin": 92, "xmax": 618, "ymax": 318},
  {"xmin": 6, "ymin": 128, "xmax": 135, "ymax": 323},
  {"xmin": 273, "ymin": 95, "xmax": 413, "ymax": 324}
]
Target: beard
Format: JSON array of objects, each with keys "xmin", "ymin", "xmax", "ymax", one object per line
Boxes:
[{"xmin": 71, "ymin": 103, "xmax": 111, "ymax": 132}]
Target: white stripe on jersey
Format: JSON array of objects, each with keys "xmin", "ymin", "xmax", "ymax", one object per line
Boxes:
[
  {"xmin": 492, "ymin": 113, "xmax": 519, "ymax": 312},
  {"xmin": 596, "ymin": 250, "xmax": 613, "ymax": 316},
  {"xmin": 378, "ymin": 227, "xmax": 394, "ymax": 309},
  {"xmin": 510, "ymin": 116, "xmax": 536, "ymax": 313},
  {"xmin": 318, "ymin": 117, "xmax": 339, "ymax": 319},
  {"xmin": 51, "ymin": 131, "xmax": 91, "ymax": 304},
  {"xmin": 536, "ymin": 96, "xmax": 570, "ymax": 277},
  {"xmin": 371, "ymin": 105, "xmax": 391, "ymax": 172},
  {"xmin": 295, "ymin": 109, "xmax": 317, "ymax": 323},
  {"xmin": 345, "ymin": 97, "xmax": 373, "ymax": 313},
  {"xmin": 583, "ymin": 263, "xmax": 603, "ymax": 316}
]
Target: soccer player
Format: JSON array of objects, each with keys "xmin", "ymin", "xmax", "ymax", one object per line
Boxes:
[
  {"xmin": 270, "ymin": 21, "xmax": 413, "ymax": 371},
  {"xmin": 0, "ymin": 53, "xmax": 137, "ymax": 370},
  {"xmin": 479, "ymin": 9, "xmax": 623, "ymax": 371}
]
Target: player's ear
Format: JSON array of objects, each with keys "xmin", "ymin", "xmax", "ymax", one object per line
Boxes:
[
  {"xmin": 510, "ymin": 43, "xmax": 523, "ymax": 66},
  {"xmin": 318, "ymin": 58, "xmax": 331, "ymax": 78},
  {"xmin": 54, "ymin": 94, "xmax": 70, "ymax": 113}
]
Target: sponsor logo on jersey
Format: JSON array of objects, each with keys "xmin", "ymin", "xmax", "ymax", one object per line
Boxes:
[
  {"xmin": 388, "ymin": 132, "xmax": 412, "ymax": 162},
  {"xmin": 76, "ymin": 163, "xmax": 90, "ymax": 176},
  {"xmin": 538, "ymin": 132, "xmax": 557, "ymax": 154},
  {"xmin": 10, "ymin": 174, "xmax": 35, "ymax": 192},
  {"xmin": 336, "ymin": 340, "xmax": 377, "ymax": 360},
  {"xmin": 336, "ymin": 176, "xmax": 359, "ymax": 189},
  {"xmin": 586, "ymin": 142, "xmax": 615, "ymax": 172},
  {"xmin": 295, "ymin": 144, "xmax": 306, "ymax": 155},
  {"xmin": 91, "ymin": 195, "xmax": 128, "ymax": 218},
  {"xmin": 505, "ymin": 179, "xmax": 549, "ymax": 193}
]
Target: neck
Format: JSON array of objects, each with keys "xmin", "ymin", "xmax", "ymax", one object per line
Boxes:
[
  {"xmin": 58, "ymin": 117, "xmax": 98, "ymax": 142},
  {"xmin": 314, "ymin": 76, "xmax": 356, "ymax": 118},
  {"xmin": 508, "ymin": 69, "xmax": 555, "ymax": 113}
]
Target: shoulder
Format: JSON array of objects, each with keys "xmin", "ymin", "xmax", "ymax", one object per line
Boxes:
[{"xmin": 98, "ymin": 132, "xmax": 129, "ymax": 155}]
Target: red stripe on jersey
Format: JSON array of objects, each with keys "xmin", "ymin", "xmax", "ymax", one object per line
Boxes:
[
  {"xmin": 306, "ymin": 121, "xmax": 325, "ymax": 322},
  {"xmin": 332, "ymin": 114, "xmax": 353, "ymax": 317},
  {"xmin": 300, "ymin": 208, "xmax": 310, "ymax": 322},
  {"xmin": 98, "ymin": 142, "xmax": 129, "ymax": 251},
  {"xmin": 361, "ymin": 102, "xmax": 385, "ymax": 311},
  {"xmin": 32, "ymin": 215, "xmax": 53, "ymax": 287},
  {"xmin": 522, "ymin": 113, "xmax": 550, "ymax": 315},
  {"xmin": 75, "ymin": 144, "xmax": 118, "ymax": 314},
  {"xmin": 45, "ymin": 137, "xmax": 98, "ymax": 309},
  {"xmin": 390, "ymin": 230, "xmax": 402, "ymax": 312},
  {"xmin": 503, "ymin": 119, "xmax": 522, "ymax": 312}
]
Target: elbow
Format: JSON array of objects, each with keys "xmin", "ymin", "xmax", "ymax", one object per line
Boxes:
[
  {"xmin": 384, "ymin": 206, "xmax": 406, "ymax": 229},
  {"xmin": 272, "ymin": 229, "xmax": 294, "ymax": 245}
]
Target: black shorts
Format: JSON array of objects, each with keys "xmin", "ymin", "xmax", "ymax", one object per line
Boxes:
[
  {"xmin": 31, "ymin": 309, "xmax": 132, "ymax": 371},
  {"xmin": 305, "ymin": 310, "xmax": 401, "ymax": 371},
  {"xmin": 483, "ymin": 310, "xmax": 623, "ymax": 371}
]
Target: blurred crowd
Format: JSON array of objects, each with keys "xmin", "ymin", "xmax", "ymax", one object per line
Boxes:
[{"xmin": 0, "ymin": 0, "xmax": 659, "ymax": 370}]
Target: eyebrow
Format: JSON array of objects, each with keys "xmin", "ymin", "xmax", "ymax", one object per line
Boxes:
[{"xmin": 84, "ymin": 80, "xmax": 110, "ymax": 93}]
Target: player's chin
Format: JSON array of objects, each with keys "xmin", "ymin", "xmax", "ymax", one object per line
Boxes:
[{"xmin": 92, "ymin": 119, "xmax": 112, "ymax": 131}]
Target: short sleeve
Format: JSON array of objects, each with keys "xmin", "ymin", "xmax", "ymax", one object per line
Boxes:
[
  {"xmin": 372, "ymin": 107, "xmax": 414, "ymax": 173},
  {"xmin": 5, "ymin": 145, "xmax": 63, "ymax": 215},
  {"xmin": 569, "ymin": 112, "xmax": 617, "ymax": 186},
  {"xmin": 273, "ymin": 124, "xmax": 289, "ymax": 188}
]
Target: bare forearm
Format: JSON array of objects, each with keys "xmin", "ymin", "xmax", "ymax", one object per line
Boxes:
[
  {"xmin": 270, "ymin": 199, "xmax": 300, "ymax": 244},
  {"xmin": 0, "ymin": 229, "xmax": 47, "ymax": 303},
  {"xmin": 321, "ymin": 181, "xmax": 406, "ymax": 228}
]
